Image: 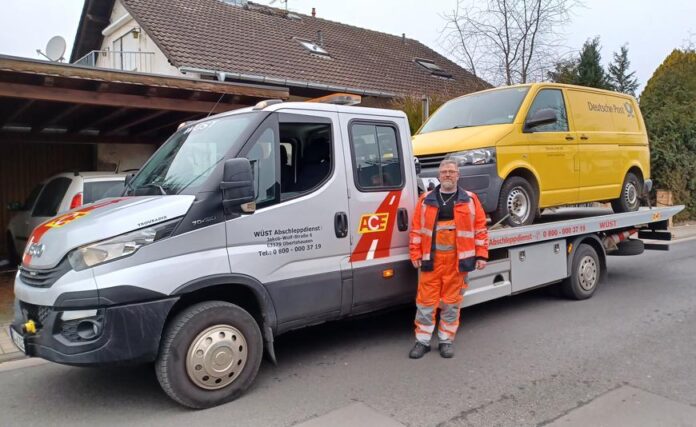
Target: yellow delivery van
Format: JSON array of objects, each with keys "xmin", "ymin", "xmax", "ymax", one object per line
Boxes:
[{"xmin": 413, "ymin": 83, "xmax": 651, "ymax": 226}]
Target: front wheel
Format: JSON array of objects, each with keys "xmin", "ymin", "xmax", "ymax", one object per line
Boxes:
[
  {"xmin": 611, "ymin": 172, "xmax": 642, "ymax": 213},
  {"xmin": 155, "ymin": 301, "xmax": 263, "ymax": 409},
  {"xmin": 492, "ymin": 176, "xmax": 538, "ymax": 227},
  {"xmin": 6, "ymin": 232, "xmax": 20, "ymax": 266}
]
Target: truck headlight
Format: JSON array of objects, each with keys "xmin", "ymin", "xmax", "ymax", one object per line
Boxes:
[
  {"xmin": 448, "ymin": 147, "xmax": 496, "ymax": 166},
  {"xmin": 68, "ymin": 219, "xmax": 179, "ymax": 271}
]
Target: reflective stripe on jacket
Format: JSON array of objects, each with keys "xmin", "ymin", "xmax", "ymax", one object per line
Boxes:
[{"xmin": 409, "ymin": 186, "xmax": 489, "ymax": 272}]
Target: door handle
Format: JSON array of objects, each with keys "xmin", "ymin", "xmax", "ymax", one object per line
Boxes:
[
  {"xmin": 580, "ymin": 135, "xmax": 589, "ymax": 140},
  {"xmin": 334, "ymin": 212, "xmax": 348, "ymax": 238},
  {"xmin": 565, "ymin": 135, "xmax": 574, "ymax": 141},
  {"xmin": 397, "ymin": 208, "xmax": 409, "ymax": 232}
]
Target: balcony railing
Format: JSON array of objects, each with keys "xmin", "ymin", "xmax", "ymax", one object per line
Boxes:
[{"xmin": 73, "ymin": 50, "xmax": 155, "ymax": 73}]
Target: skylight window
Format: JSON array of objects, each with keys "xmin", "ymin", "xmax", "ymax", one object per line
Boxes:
[
  {"xmin": 415, "ymin": 58, "xmax": 453, "ymax": 79},
  {"xmin": 297, "ymin": 39, "xmax": 329, "ymax": 56}
]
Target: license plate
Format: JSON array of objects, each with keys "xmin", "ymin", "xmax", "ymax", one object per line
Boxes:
[
  {"xmin": 9, "ymin": 326, "xmax": 26, "ymax": 354},
  {"xmin": 422, "ymin": 177, "xmax": 440, "ymax": 190}
]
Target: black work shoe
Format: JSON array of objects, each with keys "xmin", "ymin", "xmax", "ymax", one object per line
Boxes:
[
  {"xmin": 409, "ymin": 342, "xmax": 431, "ymax": 359},
  {"xmin": 439, "ymin": 343, "xmax": 454, "ymax": 358}
]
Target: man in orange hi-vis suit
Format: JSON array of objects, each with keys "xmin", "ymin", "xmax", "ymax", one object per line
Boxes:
[{"xmin": 409, "ymin": 159, "xmax": 489, "ymax": 359}]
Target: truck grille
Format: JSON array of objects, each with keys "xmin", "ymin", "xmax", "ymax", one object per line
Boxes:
[
  {"xmin": 19, "ymin": 301, "xmax": 52, "ymax": 325},
  {"xmin": 416, "ymin": 152, "xmax": 448, "ymax": 169},
  {"xmin": 19, "ymin": 258, "xmax": 71, "ymax": 288}
]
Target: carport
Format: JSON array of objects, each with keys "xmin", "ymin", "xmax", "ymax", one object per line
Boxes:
[{"xmin": 0, "ymin": 55, "xmax": 288, "ymax": 258}]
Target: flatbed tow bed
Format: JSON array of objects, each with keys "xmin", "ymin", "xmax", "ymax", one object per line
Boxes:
[{"xmin": 463, "ymin": 205, "xmax": 684, "ymax": 306}]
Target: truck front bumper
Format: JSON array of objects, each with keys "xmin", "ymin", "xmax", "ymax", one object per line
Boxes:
[{"xmin": 10, "ymin": 297, "xmax": 177, "ymax": 366}]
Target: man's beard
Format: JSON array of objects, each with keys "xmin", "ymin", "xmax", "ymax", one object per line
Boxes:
[{"xmin": 441, "ymin": 179, "xmax": 457, "ymax": 192}]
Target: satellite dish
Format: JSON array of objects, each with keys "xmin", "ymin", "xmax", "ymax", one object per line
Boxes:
[{"xmin": 44, "ymin": 36, "xmax": 67, "ymax": 62}]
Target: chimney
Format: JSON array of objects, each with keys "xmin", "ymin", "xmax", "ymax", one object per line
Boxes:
[
  {"xmin": 311, "ymin": 7, "xmax": 316, "ymax": 17},
  {"xmin": 402, "ymin": 33, "xmax": 406, "ymax": 44},
  {"xmin": 317, "ymin": 30, "xmax": 324, "ymax": 47}
]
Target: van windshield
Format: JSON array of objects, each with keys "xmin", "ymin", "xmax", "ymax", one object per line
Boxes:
[
  {"xmin": 419, "ymin": 86, "xmax": 530, "ymax": 135},
  {"xmin": 126, "ymin": 113, "xmax": 260, "ymax": 196}
]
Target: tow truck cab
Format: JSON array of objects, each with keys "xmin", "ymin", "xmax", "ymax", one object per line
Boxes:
[{"xmin": 12, "ymin": 102, "xmax": 420, "ymax": 407}]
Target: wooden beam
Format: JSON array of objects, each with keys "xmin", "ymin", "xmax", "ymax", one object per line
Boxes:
[
  {"xmin": 106, "ymin": 110, "xmax": 169, "ymax": 135},
  {"xmin": 72, "ymin": 107, "xmax": 129, "ymax": 132},
  {"xmin": 0, "ymin": 57, "xmax": 289, "ymax": 99},
  {"xmin": 1, "ymin": 99, "xmax": 34, "ymax": 126},
  {"xmin": 0, "ymin": 82, "xmax": 246, "ymax": 114},
  {"xmin": 144, "ymin": 113, "xmax": 203, "ymax": 135},
  {"xmin": 0, "ymin": 131, "xmax": 161, "ymax": 145},
  {"xmin": 33, "ymin": 104, "xmax": 82, "ymax": 132}
]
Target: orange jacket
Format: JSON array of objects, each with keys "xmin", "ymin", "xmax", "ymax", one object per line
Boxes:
[{"xmin": 409, "ymin": 187, "xmax": 489, "ymax": 272}]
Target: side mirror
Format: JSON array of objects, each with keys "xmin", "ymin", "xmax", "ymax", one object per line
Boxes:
[
  {"xmin": 524, "ymin": 108, "xmax": 557, "ymax": 132},
  {"xmin": 221, "ymin": 158, "xmax": 256, "ymax": 214},
  {"xmin": 7, "ymin": 201, "xmax": 23, "ymax": 211},
  {"xmin": 414, "ymin": 157, "xmax": 421, "ymax": 175}
]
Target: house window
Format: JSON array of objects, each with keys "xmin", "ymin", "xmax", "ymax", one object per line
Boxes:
[
  {"xmin": 415, "ymin": 58, "xmax": 453, "ymax": 79},
  {"xmin": 297, "ymin": 39, "xmax": 329, "ymax": 56}
]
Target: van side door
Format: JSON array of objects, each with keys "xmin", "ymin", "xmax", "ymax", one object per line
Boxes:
[
  {"xmin": 338, "ymin": 113, "xmax": 418, "ymax": 313},
  {"xmin": 522, "ymin": 87, "xmax": 578, "ymax": 207},
  {"xmin": 225, "ymin": 111, "xmax": 351, "ymax": 332}
]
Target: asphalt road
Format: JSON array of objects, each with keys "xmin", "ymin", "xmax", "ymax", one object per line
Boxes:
[{"xmin": 1, "ymin": 239, "xmax": 695, "ymax": 427}]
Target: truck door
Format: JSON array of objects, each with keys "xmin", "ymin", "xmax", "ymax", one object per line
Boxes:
[
  {"xmin": 338, "ymin": 114, "xmax": 418, "ymax": 312},
  {"xmin": 225, "ymin": 111, "xmax": 351, "ymax": 329}
]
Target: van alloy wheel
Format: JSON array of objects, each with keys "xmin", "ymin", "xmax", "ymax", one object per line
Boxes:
[{"xmin": 186, "ymin": 325, "xmax": 248, "ymax": 390}]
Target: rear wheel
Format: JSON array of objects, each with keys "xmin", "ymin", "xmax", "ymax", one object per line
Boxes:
[
  {"xmin": 611, "ymin": 172, "xmax": 642, "ymax": 213},
  {"xmin": 492, "ymin": 176, "xmax": 537, "ymax": 227},
  {"xmin": 155, "ymin": 301, "xmax": 263, "ymax": 409},
  {"xmin": 561, "ymin": 244, "xmax": 601, "ymax": 300}
]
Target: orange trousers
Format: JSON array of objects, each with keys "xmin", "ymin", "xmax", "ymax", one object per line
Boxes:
[{"xmin": 414, "ymin": 222, "xmax": 467, "ymax": 344}]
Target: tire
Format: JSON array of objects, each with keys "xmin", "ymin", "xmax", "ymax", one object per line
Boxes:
[
  {"xmin": 561, "ymin": 244, "xmax": 601, "ymax": 300},
  {"xmin": 6, "ymin": 232, "xmax": 20, "ymax": 266},
  {"xmin": 155, "ymin": 301, "xmax": 263, "ymax": 409},
  {"xmin": 611, "ymin": 172, "xmax": 642, "ymax": 213},
  {"xmin": 492, "ymin": 176, "xmax": 538, "ymax": 227},
  {"xmin": 610, "ymin": 239, "xmax": 644, "ymax": 256}
]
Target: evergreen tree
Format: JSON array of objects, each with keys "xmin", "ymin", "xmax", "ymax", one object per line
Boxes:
[
  {"xmin": 608, "ymin": 45, "xmax": 639, "ymax": 95},
  {"xmin": 640, "ymin": 49, "xmax": 696, "ymax": 219},
  {"xmin": 576, "ymin": 37, "xmax": 610, "ymax": 89},
  {"xmin": 547, "ymin": 58, "xmax": 579, "ymax": 84}
]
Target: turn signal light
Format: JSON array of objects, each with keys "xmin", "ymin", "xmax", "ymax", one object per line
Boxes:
[
  {"xmin": 70, "ymin": 192, "xmax": 83, "ymax": 209},
  {"xmin": 382, "ymin": 269, "xmax": 394, "ymax": 279}
]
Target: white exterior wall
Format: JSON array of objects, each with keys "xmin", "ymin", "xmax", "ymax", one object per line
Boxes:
[{"xmin": 97, "ymin": 0, "xmax": 181, "ymax": 76}]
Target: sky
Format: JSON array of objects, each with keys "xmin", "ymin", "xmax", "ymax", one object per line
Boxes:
[{"xmin": 0, "ymin": 0, "xmax": 694, "ymax": 95}]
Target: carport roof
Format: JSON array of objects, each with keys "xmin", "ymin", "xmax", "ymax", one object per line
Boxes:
[{"xmin": 0, "ymin": 55, "xmax": 288, "ymax": 145}]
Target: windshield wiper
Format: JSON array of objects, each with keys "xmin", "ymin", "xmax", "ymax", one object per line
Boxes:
[
  {"xmin": 136, "ymin": 183, "xmax": 168, "ymax": 195},
  {"xmin": 451, "ymin": 125, "xmax": 474, "ymax": 129}
]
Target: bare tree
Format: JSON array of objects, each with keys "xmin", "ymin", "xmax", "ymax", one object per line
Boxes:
[{"xmin": 442, "ymin": 0, "xmax": 579, "ymax": 85}]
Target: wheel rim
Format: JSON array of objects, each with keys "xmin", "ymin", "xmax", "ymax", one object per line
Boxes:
[
  {"xmin": 578, "ymin": 255, "xmax": 598, "ymax": 291},
  {"xmin": 186, "ymin": 325, "xmax": 248, "ymax": 390},
  {"xmin": 506, "ymin": 187, "xmax": 531, "ymax": 224},
  {"xmin": 624, "ymin": 181, "xmax": 639, "ymax": 209}
]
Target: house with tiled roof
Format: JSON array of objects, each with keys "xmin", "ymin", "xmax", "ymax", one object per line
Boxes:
[{"xmin": 71, "ymin": 0, "xmax": 490, "ymax": 106}]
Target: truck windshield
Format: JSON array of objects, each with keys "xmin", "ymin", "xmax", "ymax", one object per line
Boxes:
[
  {"xmin": 418, "ymin": 86, "xmax": 530, "ymax": 135},
  {"xmin": 126, "ymin": 113, "xmax": 259, "ymax": 196}
]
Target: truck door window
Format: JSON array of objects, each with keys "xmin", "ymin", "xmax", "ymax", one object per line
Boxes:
[
  {"xmin": 279, "ymin": 122, "xmax": 333, "ymax": 199},
  {"xmin": 349, "ymin": 122, "xmax": 404, "ymax": 191},
  {"xmin": 245, "ymin": 127, "xmax": 278, "ymax": 207},
  {"xmin": 526, "ymin": 89, "xmax": 569, "ymax": 132}
]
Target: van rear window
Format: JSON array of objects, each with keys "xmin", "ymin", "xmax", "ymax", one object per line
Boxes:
[{"xmin": 84, "ymin": 180, "xmax": 126, "ymax": 203}]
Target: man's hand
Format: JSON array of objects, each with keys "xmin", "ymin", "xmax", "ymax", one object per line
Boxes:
[
  {"xmin": 475, "ymin": 259, "xmax": 487, "ymax": 270},
  {"xmin": 411, "ymin": 259, "xmax": 422, "ymax": 269}
]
